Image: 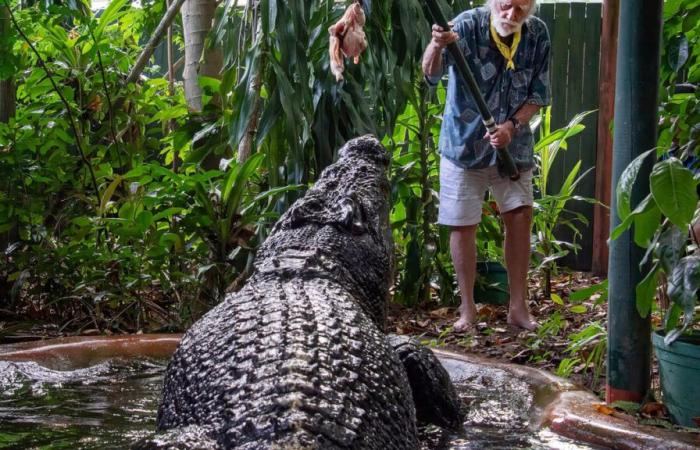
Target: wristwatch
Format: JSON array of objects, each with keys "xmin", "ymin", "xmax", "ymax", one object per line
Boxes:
[{"xmin": 509, "ymin": 117, "xmax": 523, "ymax": 133}]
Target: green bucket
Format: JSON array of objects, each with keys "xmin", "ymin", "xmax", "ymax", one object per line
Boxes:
[
  {"xmin": 652, "ymin": 330, "xmax": 700, "ymax": 428},
  {"xmin": 474, "ymin": 261, "xmax": 509, "ymax": 305}
]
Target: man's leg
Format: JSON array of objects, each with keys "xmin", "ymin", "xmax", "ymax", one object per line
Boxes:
[
  {"xmin": 438, "ymin": 157, "xmax": 486, "ymax": 332},
  {"xmin": 450, "ymin": 224, "xmax": 478, "ymax": 331},
  {"xmin": 501, "ymin": 205, "xmax": 537, "ymax": 330}
]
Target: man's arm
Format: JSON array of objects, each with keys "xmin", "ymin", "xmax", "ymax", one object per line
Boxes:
[
  {"xmin": 512, "ymin": 103, "xmax": 541, "ymax": 128},
  {"xmin": 422, "ymin": 24, "xmax": 459, "ymax": 80}
]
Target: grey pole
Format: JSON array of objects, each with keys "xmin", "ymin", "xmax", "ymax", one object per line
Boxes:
[{"xmin": 606, "ymin": 0, "xmax": 663, "ymax": 403}]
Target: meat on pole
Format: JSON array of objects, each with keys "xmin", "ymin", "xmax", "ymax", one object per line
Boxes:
[{"xmin": 424, "ymin": 0, "xmax": 520, "ymax": 181}]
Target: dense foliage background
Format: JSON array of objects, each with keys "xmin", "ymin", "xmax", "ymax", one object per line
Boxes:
[
  {"xmin": 0, "ymin": 0, "xmax": 463, "ymax": 333},
  {"xmin": 0, "ymin": 0, "xmax": 597, "ymax": 337}
]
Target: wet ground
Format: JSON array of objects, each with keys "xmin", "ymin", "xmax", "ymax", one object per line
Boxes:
[{"xmin": 0, "ymin": 355, "xmax": 597, "ymax": 449}]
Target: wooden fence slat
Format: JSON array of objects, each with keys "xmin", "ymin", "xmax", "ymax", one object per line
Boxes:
[
  {"xmin": 535, "ymin": 2, "xmax": 603, "ymax": 271},
  {"xmin": 558, "ymin": 2, "xmax": 592, "ymax": 269},
  {"xmin": 567, "ymin": 3, "xmax": 586, "ymax": 158},
  {"xmin": 538, "ymin": 2, "xmax": 555, "ymax": 32},
  {"xmin": 571, "ymin": 2, "xmax": 603, "ymax": 269},
  {"xmin": 547, "ymin": 2, "xmax": 571, "ymax": 199},
  {"xmin": 550, "ymin": 2, "xmax": 571, "ymax": 131}
]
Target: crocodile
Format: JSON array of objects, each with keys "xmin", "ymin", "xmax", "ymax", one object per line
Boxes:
[{"xmin": 138, "ymin": 135, "xmax": 462, "ymax": 449}]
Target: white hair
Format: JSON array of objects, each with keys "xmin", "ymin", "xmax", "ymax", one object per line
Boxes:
[{"xmin": 486, "ymin": 0, "xmax": 538, "ymax": 19}]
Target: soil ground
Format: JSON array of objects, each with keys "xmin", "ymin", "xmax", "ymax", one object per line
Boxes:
[
  {"xmin": 388, "ymin": 271, "xmax": 700, "ymax": 436},
  {"xmin": 389, "ymin": 271, "xmax": 611, "ymax": 395}
]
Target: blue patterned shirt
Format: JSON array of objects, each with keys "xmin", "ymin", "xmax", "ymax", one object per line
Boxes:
[{"xmin": 427, "ymin": 7, "xmax": 551, "ymax": 170}]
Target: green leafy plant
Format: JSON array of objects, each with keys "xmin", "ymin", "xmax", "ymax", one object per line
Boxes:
[
  {"xmin": 557, "ymin": 322, "xmax": 607, "ymax": 388},
  {"xmin": 476, "ymin": 200, "xmax": 504, "ymax": 262},
  {"xmin": 184, "ymin": 153, "xmax": 302, "ymax": 303},
  {"xmin": 526, "ymin": 311, "xmax": 566, "ymax": 363},
  {"xmin": 0, "ymin": 0, "xmax": 286, "ymax": 332},
  {"xmin": 388, "ymin": 81, "xmax": 451, "ymax": 307},
  {"xmin": 530, "ymin": 107, "xmax": 598, "ymax": 298},
  {"xmin": 612, "ymin": 0, "xmax": 700, "ymax": 345}
]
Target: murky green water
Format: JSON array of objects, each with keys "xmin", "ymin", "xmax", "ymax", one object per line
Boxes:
[
  {"xmin": 0, "ymin": 357, "xmax": 598, "ymax": 449},
  {"xmin": 0, "ymin": 359, "xmax": 163, "ymax": 449}
]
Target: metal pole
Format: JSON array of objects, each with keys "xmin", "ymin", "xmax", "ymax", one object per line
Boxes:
[{"xmin": 606, "ymin": 0, "xmax": 662, "ymax": 403}]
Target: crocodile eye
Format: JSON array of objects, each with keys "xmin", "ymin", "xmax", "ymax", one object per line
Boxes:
[{"xmin": 339, "ymin": 196, "xmax": 367, "ymax": 235}]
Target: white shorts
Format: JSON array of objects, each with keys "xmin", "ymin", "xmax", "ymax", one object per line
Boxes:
[{"xmin": 438, "ymin": 157, "xmax": 534, "ymax": 226}]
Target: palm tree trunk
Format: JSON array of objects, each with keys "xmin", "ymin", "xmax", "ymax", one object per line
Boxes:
[{"xmin": 182, "ymin": 0, "xmax": 222, "ymax": 112}]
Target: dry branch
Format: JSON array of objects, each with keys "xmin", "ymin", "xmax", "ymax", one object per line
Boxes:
[{"xmin": 126, "ymin": 0, "xmax": 187, "ymax": 85}]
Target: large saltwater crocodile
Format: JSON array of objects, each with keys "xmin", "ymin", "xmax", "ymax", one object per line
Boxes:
[{"xmin": 138, "ymin": 135, "xmax": 462, "ymax": 449}]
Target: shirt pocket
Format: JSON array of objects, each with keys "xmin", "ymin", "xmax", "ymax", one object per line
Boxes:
[{"xmin": 509, "ymin": 68, "xmax": 534, "ymax": 108}]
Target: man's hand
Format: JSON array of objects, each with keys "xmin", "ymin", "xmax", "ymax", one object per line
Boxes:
[
  {"xmin": 430, "ymin": 23, "xmax": 459, "ymax": 49},
  {"xmin": 483, "ymin": 121, "xmax": 516, "ymax": 149},
  {"xmin": 422, "ymin": 24, "xmax": 458, "ymax": 78}
]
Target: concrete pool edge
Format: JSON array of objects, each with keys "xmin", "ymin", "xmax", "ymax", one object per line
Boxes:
[
  {"xmin": 1, "ymin": 335, "xmax": 698, "ymax": 449},
  {"xmin": 433, "ymin": 349, "xmax": 700, "ymax": 450}
]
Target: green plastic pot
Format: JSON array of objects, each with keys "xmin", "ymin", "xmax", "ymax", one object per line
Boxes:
[
  {"xmin": 652, "ymin": 330, "xmax": 700, "ymax": 428},
  {"xmin": 474, "ymin": 261, "xmax": 509, "ymax": 306}
]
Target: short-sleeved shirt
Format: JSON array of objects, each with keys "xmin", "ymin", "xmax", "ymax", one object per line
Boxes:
[{"xmin": 426, "ymin": 7, "xmax": 551, "ymax": 171}]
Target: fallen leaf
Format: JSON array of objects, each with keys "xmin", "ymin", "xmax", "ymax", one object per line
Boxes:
[
  {"xmin": 551, "ymin": 293, "xmax": 564, "ymax": 305},
  {"xmin": 417, "ymin": 319, "xmax": 430, "ymax": 328},
  {"xmin": 594, "ymin": 403, "xmax": 616, "ymax": 415},
  {"xmin": 477, "ymin": 305, "xmax": 500, "ymax": 321},
  {"xmin": 640, "ymin": 402, "xmax": 667, "ymax": 418},
  {"xmin": 429, "ymin": 307, "xmax": 451, "ymax": 319}
]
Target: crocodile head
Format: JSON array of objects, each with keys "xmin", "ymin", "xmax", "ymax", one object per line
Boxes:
[{"xmin": 255, "ymin": 134, "xmax": 393, "ymax": 327}]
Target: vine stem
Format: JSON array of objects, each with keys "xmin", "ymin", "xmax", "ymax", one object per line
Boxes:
[{"xmin": 4, "ymin": 2, "xmax": 101, "ymax": 206}]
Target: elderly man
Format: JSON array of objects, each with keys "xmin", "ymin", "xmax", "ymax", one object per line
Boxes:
[{"xmin": 422, "ymin": 0, "xmax": 551, "ymax": 331}]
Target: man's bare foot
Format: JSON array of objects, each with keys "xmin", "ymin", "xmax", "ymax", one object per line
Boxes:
[
  {"xmin": 507, "ymin": 310, "xmax": 538, "ymax": 331},
  {"xmin": 453, "ymin": 303, "xmax": 477, "ymax": 332}
]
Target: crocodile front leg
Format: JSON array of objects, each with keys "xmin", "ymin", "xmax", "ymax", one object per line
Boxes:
[{"xmin": 387, "ymin": 334, "xmax": 463, "ymax": 430}]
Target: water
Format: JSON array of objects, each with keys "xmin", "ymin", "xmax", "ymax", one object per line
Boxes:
[
  {"xmin": 0, "ymin": 357, "xmax": 598, "ymax": 449},
  {"xmin": 0, "ymin": 359, "xmax": 164, "ymax": 449}
]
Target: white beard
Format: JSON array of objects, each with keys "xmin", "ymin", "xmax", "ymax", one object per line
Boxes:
[{"xmin": 492, "ymin": 17, "xmax": 524, "ymax": 37}]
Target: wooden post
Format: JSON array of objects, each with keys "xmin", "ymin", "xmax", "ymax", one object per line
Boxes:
[{"xmin": 591, "ymin": 0, "xmax": 619, "ymax": 275}]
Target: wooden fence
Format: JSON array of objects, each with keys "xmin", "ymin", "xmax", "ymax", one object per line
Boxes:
[{"xmin": 538, "ymin": 1, "xmax": 602, "ymax": 271}]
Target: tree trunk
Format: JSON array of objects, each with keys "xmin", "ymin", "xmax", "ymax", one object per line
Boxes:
[
  {"xmin": 236, "ymin": 4, "xmax": 264, "ymax": 164},
  {"xmin": 0, "ymin": 78, "xmax": 13, "ymax": 124},
  {"xmin": 236, "ymin": 70, "xmax": 263, "ymax": 163},
  {"xmin": 0, "ymin": 5, "xmax": 17, "ymax": 304},
  {"xmin": 182, "ymin": 0, "xmax": 222, "ymax": 112},
  {"xmin": 0, "ymin": 6, "xmax": 15, "ymax": 123}
]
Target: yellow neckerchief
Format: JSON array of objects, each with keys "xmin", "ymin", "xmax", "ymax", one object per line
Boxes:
[{"xmin": 490, "ymin": 22, "xmax": 521, "ymax": 71}]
